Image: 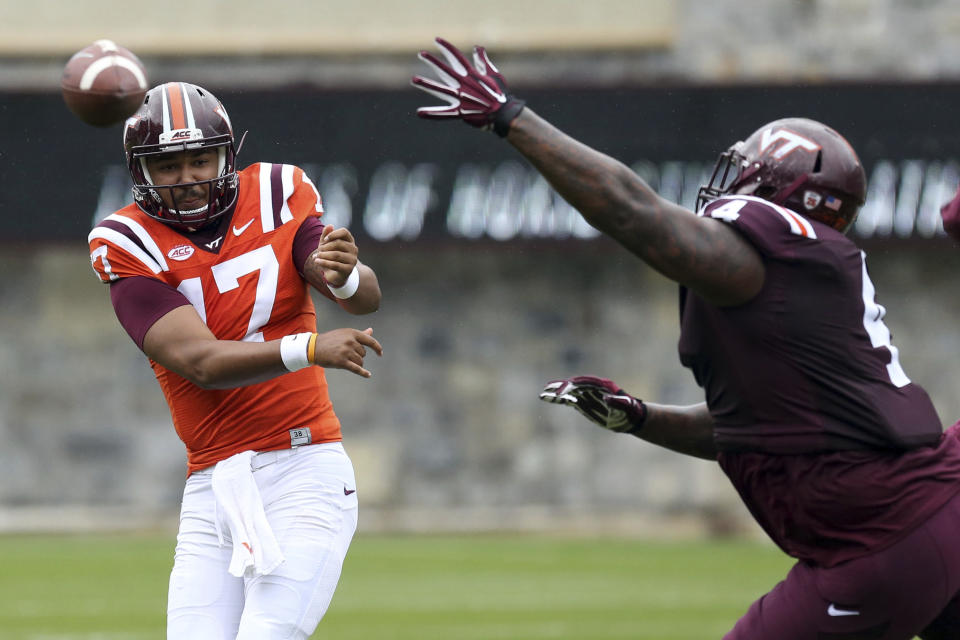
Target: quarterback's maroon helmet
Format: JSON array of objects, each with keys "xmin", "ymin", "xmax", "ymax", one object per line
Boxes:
[
  {"xmin": 123, "ymin": 82, "xmax": 241, "ymax": 229},
  {"xmin": 698, "ymin": 117, "xmax": 867, "ymax": 233}
]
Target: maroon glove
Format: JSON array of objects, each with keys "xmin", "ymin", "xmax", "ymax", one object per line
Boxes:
[
  {"xmin": 411, "ymin": 37, "xmax": 525, "ymax": 137},
  {"xmin": 539, "ymin": 375, "xmax": 647, "ymax": 434},
  {"xmin": 941, "ymin": 185, "xmax": 960, "ymax": 242}
]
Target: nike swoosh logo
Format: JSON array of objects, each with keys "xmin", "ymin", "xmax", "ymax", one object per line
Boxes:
[
  {"xmin": 232, "ymin": 219, "xmax": 254, "ymax": 236},
  {"xmin": 344, "ymin": 487, "xmax": 356, "ymax": 496},
  {"xmin": 827, "ymin": 603, "xmax": 860, "ymax": 617}
]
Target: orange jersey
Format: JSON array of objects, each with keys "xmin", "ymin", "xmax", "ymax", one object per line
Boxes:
[{"xmin": 88, "ymin": 163, "xmax": 342, "ymax": 474}]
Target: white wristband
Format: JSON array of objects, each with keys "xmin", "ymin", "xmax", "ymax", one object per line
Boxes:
[
  {"xmin": 328, "ymin": 265, "xmax": 360, "ymax": 299},
  {"xmin": 280, "ymin": 332, "xmax": 313, "ymax": 371}
]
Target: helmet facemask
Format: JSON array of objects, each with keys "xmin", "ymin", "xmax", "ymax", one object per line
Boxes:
[
  {"xmin": 130, "ymin": 138, "xmax": 238, "ymax": 230},
  {"xmin": 696, "ymin": 142, "xmax": 748, "ymax": 211}
]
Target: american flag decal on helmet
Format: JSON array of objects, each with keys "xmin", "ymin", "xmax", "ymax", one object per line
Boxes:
[{"xmin": 825, "ymin": 195, "xmax": 843, "ymax": 211}]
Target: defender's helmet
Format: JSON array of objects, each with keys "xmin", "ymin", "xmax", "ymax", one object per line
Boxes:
[
  {"xmin": 697, "ymin": 118, "xmax": 867, "ymax": 233},
  {"xmin": 123, "ymin": 82, "xmax": 241, "ymax": 229}
]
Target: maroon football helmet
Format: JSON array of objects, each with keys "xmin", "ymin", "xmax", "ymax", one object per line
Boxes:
[
  {"xmin": 123, "ymin": 82, "xmax": 242, "ymax": 229},
  {"xmin": 697, "ymin": 117, "xmax": 867, "ymax": 233}
]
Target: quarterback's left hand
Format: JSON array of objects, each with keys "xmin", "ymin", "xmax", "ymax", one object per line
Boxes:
[
  {"xmin": 308, "ymin": 225, "xmax": 358, "ymax": 287},
  {"xmin": 941, "ymin": 185, "xmax": 960, "ymax": 242},
  {"xmin": 411, "ymin": 37, "xmax": 526, "ymax": 137},
  {"xmin": 539, "ymin": 375, "xmax": 647, "ymax": 434}
]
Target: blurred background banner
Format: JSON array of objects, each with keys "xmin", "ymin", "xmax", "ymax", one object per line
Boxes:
[
  {"xmin": 2, "ymin": 0, "xmax": 960, "ymax": 537},
  {"xmin": 4, "ymin": 84, "xmax": 960, "ymax": 243}
]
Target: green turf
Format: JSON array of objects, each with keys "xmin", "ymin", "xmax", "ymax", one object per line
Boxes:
[{"xmin": 0, "ymin": 532, "xmax": 795, "ymax": 639}]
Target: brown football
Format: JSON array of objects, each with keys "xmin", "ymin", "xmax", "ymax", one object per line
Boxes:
[{"xmin": 61, "ymin": 40, "xmax": 149, "ymax": 127}]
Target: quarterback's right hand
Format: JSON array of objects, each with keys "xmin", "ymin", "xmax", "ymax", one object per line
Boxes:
[
  {"xmin": 411, "ymin": 37, "xmax": 526, "ymax": 137},
  {"xmin": 312, "ymin": 328, "xmax": 382, "ymax": 378},
  {"xmin": 539, "ymin": 376, "xmax": 647, "ymax": 433}
]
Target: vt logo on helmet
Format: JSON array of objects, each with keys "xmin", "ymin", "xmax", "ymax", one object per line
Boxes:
[
  {"xmin": 123, "ymin": 82, "xmax": 245, "ymax": 230},
  {"xmin": 698, "ymin": 117, "xmax": 867, "ymax": 233}
]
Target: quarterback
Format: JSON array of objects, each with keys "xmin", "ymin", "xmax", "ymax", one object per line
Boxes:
[
  {"xmin": 414, "ymin": 38, "xmax": 960, "ymax": 639},
  {"xmin": 88, "ymin": 82, "xmax": 382, "ymax": 639}
]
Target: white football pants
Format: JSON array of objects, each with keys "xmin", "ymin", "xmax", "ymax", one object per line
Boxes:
[{"xmin": 167, "ymin": 442, "xmax": 358, "ymax": 640}]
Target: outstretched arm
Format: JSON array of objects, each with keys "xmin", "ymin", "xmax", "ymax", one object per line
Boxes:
[
  {"xmin": 506, "ymin": 110, "xmax": 762, "ymax": 306},
  {"xmin": 540, "ymin": 376, "xmax": 717, "ymax": 460},
  {"xmin": 412, "ymin": 38, "xmax": 764, "ymax": 307}
]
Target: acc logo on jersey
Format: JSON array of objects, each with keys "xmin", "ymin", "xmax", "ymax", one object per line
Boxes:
[{"xmin": 167, "ymin": 244, "xmax": 195, "ymax": 261}]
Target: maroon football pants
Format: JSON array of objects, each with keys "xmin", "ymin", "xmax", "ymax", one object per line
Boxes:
[{"xmin": 724, "ymin": 489, "xmax": 960, "ymax": 640}]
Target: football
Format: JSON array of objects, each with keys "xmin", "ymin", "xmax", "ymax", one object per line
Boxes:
[{"xmin": 61, "ymin": 39, "xmax": 149, "ymax": 127}]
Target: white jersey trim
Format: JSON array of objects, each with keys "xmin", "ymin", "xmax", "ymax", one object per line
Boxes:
[
  {"xmin": 102, "ymin": 214, "xmax": 171, "ymax": 271},
  {"xmin": 88, "ymin": 227, "xmax": 163, "ymax": 275},
  {"xmin": 258, "ymin": 163, "xmax": 299, "ymax": 232},
  {"xmin": 712, "ymin": 195, "xmax": 817, "ymax": 239},
  {"xmin": 259, "ymin": 162, "xmax": 275, "ymax": 232},
  {"xmin": 279, "ymin": 164, "xmax": 296, "ymax": 225},
  {"xmin": 859, "ymin": 251, "xmax": 911, "ymax": 388},
  {"xmin": 88, "ymin": 214, "xmax": 170, "ymax": 274}
]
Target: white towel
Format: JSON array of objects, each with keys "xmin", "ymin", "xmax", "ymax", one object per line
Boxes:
[{"xmin": 211, "ymin": 450, "xmax": 285, "ymax": 578}]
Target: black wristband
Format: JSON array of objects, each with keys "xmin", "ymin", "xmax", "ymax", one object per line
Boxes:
[{"xmin": 493, "ymin": 97, "xmax": 526, "ymax": 138}]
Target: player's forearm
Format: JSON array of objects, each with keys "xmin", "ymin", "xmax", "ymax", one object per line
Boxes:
[
  {"xmin": 304, "ymin": 261, "xmax": 381, "ymax": 315},
  {"xmin": 507, "ymin": 108, "xmax": 665, "ymax": 242},
  {"xmin": 336, "ymin": 264, "xmax": 381, "ymax": 315},
  {"xmin": 635, "ymin": 401, "xmax": 717, "ymax": 461},
  {"xmin": 157, "ymin": 337, "xmax": 292, "ymax": 389}
]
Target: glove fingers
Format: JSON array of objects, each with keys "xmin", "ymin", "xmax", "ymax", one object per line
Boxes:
[
  {"xmin": 474, "ymin": 46, "xmax": 500, "ymax": 75},
  {"xmin": 416, "ymin": 106, "xmax": 461, "ymax": 120},
  {"xmin": 540, "ymin": 394, "xmax": 572, "ymax": 406},
  {"xmin": 941, "ymin": 185, "xmax": 960, "ymax": 241},
  {"xmin": 411, "ymin": 76, "xmax": 460, "ymax": 103},
  {"xmin": 568, "ymin": 375, "xmax": 620, "ymax": 394},
  {"xmin": 459, "ymin": 95, "xmax": 497, "ymax": 113},
  {"xmin": 471, "ymin": 47, "xmax": 488, "ymax": 75},
  {"xmin": 538, "ymin": 387, "xmax": 562, "ymax": 403},
  {"xmin": 417, "ymin": 51, "xmax": 461, "ymax": 87},
  {"xmin": 540, "ymin": 382, "xmax": 612, "ymax": 428},
  {"xmin": 471, "ymin": 78, "xmax": 507, "ymax": 103},
  {"xmin": 542, "ymin": 379, "xmax": 572, "ymax": 395},
  {"xmin": 539, "ymin": 391, "xmax": 578, "ymax": 406},
  {"xmin": 434, "ymin": 37, "xmax": 474, "ymax": 76},
  {"xmin": 572, "ymin": 402, "xmax": 607, "ymax": 427},
  {"xmin": 540, "ymin": 376, "xmax": 642, "ymax": 432}
]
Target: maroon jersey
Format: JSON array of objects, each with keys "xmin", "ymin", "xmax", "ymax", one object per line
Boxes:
[{"xmin": 681, "ymin": 195, "xmax": 960, "ymax": 566}]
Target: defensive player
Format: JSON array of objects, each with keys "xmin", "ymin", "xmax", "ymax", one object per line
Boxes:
[
  {"xmin": 413, "ymin": 38, "xmax": 960, "ymax": 639},
  {"xmin": 88, "ymin": 82, "xmax": 382, "ymax": 639}
]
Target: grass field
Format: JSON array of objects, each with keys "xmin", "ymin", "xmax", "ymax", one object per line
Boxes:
[{"xmin": 0, "ymin": 532, "xmax": 794, "ymax": 639}]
